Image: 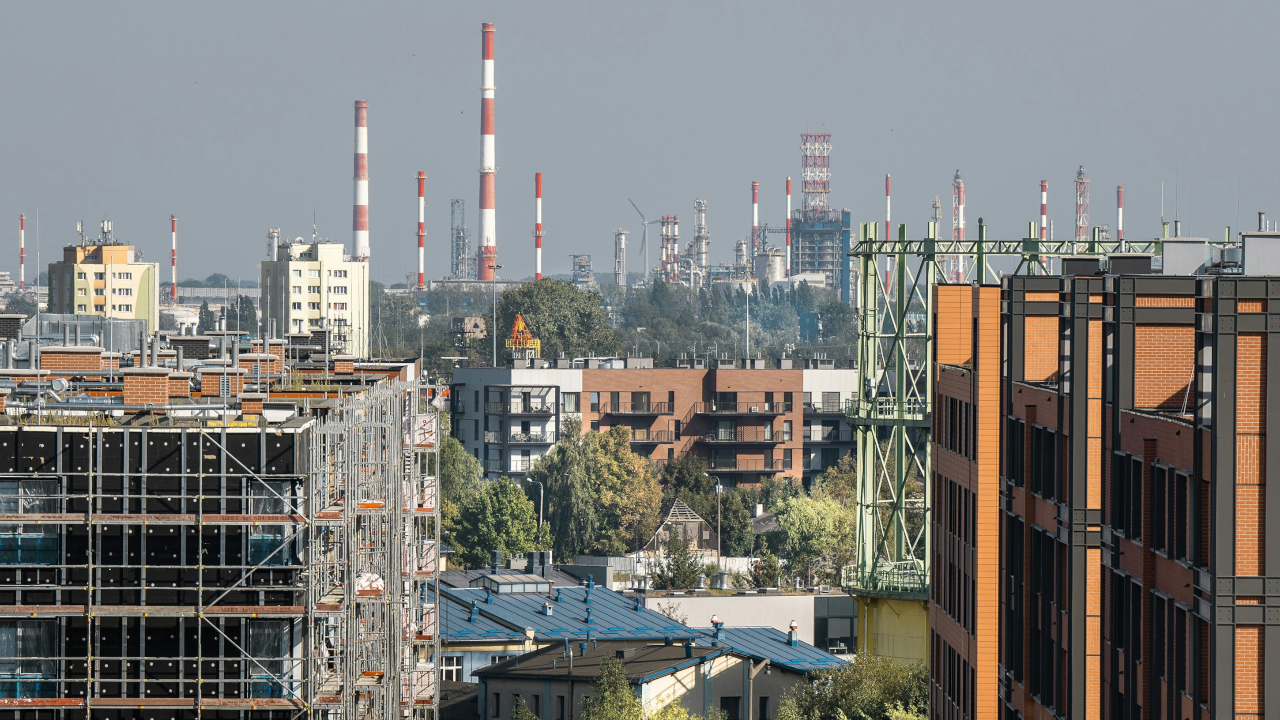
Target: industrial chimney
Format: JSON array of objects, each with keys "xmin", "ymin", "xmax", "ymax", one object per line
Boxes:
[
  {"xmin": 477, "ymin": 23, "xmax": 498, "ymax": 281},
  {"xmin": 417, "ymin": 171, "xmax": 426, "ymax": 290},
  {"xmin": 353, "ymin": 101, "xmax": 370, "ymax": 261}
]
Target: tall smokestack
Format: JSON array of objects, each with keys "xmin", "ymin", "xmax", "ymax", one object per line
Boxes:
[
  {"xmin": 1040, "ymin": 180, "xmax": 1048, "ymax": 241},
  {"xmin": 477, "ymin": 23, "xmax": 498, "ymax": 281},
  {"xmin": 535, "ymin": 173, "xmax": 543, "ymax": 280},
  {"xmin": 752, "ymin": 181, "xmax": 759, "ymax": 229},
  {"xmin": 170, "ymin": 215, "xmax": 177, "ymax": 300},
  {"xmin": 885, "ymin": 174, "xmax": 891, "ymax": 242},
  {"xmin": 785, "ymin": 178, "xmax": 791, "ymax": 274},
  {"xmin": 353, "ymin": 101, "xmax": 370, "ymax": 260},
  {"xmin": 1117, "ymin": 185, "xmax": 1125, "ymax": 247},
  {"xmin": 417, "ymin": 172, "xmax": 426, "ymax": 290},
  {"xmin": 18, "ymin": 214, "xmax": 25, "ymax": 291}
]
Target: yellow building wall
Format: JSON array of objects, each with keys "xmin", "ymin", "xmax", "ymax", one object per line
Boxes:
[{"xmin": 855, "ymin": 597, "xmax": 929, "ymax": 664}]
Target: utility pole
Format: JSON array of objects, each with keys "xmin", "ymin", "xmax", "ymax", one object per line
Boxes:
[{"xmin": 489, "ymin": 264, "xmax": 503, "ymax": 366}]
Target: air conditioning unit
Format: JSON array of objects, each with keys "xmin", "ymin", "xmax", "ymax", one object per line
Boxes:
[{"xmin": 749, "ymin": 406, "xmax": 759, "ymax": 413}]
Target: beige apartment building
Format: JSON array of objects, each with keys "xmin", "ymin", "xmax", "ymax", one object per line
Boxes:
[{"xmin": 46, "ymin": 222, "xmax": 160, "ymax": 331}]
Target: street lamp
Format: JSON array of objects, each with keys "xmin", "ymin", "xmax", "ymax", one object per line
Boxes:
[
  {"xmin": 706, "ymin": 473, "xmax": 723, "ymax": 570},
  {"xmin": 488, "ymin": 264, "xmax": 503, "ymax": 367},
  {"xmin": 524, "ymin": 477, "xmax": 545, "ymax": 545}
]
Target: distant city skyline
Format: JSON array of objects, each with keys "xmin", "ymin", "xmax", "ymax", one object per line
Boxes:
[{"xmin": 1, "ymin": 1, "xmax": 1277, "ymax": 285}]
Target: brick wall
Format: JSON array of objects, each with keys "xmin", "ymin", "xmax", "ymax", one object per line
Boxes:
[
  {"xmin": 169, "ymin": 372, "xmax": 192, "ymax": 398},
  {"xmin": 334, "ymin": 357, "xmax": 355, "ymax": 374},
  {"xmin": 1133, "ymin": 325, "xmax": 1194, "ymax": 410},
  {"xmin": 123, "ymin": 369, "xmax": 171, "ymax": 408},
  {"xmin": 1023, "ymin": 315, "xmax": 1058, "ymax": 382},
  {"xmin": 936, "ymin": 284, "xmax": 973, "ymax": 366},
  {"xmin": 1236, "ymin": 333, "xmax": 1267, "ymax": 576},
  {"xmin": 40, "ymin": 348, "xmax": 105, "ymax": 371},
  {"xmin": 1235, "ymin": 625, "xmax": 1264, "ymax": 718}
]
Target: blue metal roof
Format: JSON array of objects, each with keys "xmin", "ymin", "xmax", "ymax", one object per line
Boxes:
[
  {"xmin": 693, "ymin": 626, "xmax": 846, "ymax": 673},
  {"xmin": 436, "ymin": 583, "xmax": 696, "ymax": 644}
]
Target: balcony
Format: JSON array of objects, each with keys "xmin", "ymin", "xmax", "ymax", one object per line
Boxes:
[
  {"xmin": 484, "ymin": 401, "xmax": 556, "ymax": 416},
  {"xmin": 804, "ymin": 401, "xmax": 849, "ymax": 415},
  {"xmin": 509, "ymin": 431, "xmax": 556, "ymax": 445},
  {"xmin": 693, "ymin": 401, "xmax": 790, "ymax": 416},
  {"xmin": 802, "ymin": 427, "xmax": 841, "ymax": 443},
  {"xmin": 629, "ymin": 429, "xmax": 675, "ymax": 445},
  {"xmin": 706, "ymin": 457, "xmax": 784, "ymax": 473},
  {"xmin": 601, "ymin": 402, "xmax": 673, "ymax": 416},
  {"xmin": 701, "ymin": 427, "xmax": 780, "ymax": 444},
  {"xmin": 486, "ymin": 457, "xmax": 534, "ymax": 474}
]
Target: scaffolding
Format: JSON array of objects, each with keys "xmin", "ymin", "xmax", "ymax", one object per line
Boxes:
[{"xmin": 0, "ymin": 381, "xmax": 440, "ymax": 719}]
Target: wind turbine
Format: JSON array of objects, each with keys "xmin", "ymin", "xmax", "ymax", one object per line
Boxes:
[{"xmin": 628, "ymin": 199, "xmax": 660, "ymax": 284}]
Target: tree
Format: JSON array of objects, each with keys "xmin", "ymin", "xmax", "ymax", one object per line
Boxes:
[
  {"xmin": 775, "ymin": 495, "xmax": 838, "ymax": 585},
  {"xmin": 649, "ymin": 526, "xmax": 704, "ymax": 590},
  {"xmin": 231, "ymin": 295, "xmax": 257, "ymax": 333},
  {"xmin": 496, "ymin": 279, "xmax": 619, "ymax": 360},
  {"xmin": 439, "ymin": 417, "xmax": 483, "ymax": 505},
  {"xmin": 533, "ymin": 418, "xmax": 599, "ymax": 559},
  {"xmin": 197, "ymin": 300, "xmax": 217, "ymax": 334},
  {"xmin": 590, "ymin": 426, "xmax": 662, "ymax": 555},
  {"xmin": 775, "ymin": 656, "xmax": 928, "ymax": 720},
  {"xmin": 447, "ymin": 477, "xmax": 540, "ymax": 569},
  {"xmin": 581, "ymin": 657, "xmax": 644, "ymax": 720},
  {"xmin": 749, "ymin": 538, "xmax": 781, "ymax": 588},
  {"xmin": 3, "ymin": 295, "xmax": 36, "ymax": 318},
  {"xmin": 204, "ymin": 273, "xmax": 231, "ymax": 288}
]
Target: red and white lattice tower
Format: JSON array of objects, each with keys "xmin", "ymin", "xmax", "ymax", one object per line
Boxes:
[
  {"xmin": 799, "ymin": 133, "xmax": 832, "ymax": 219},
  {"xmin": 534, "ymin": 173, "xmax": 543, "ymax": 280},
  {"xmin": 477, "ymin": 23, "xmax": 498, "ymax": 281},
  {"xmin": 666, "ymin": 215, "xmax": 680, "ymax": 283},
  {"xmin": 417, "ymin": 172, "xmax": 426, "ymax": 290},
  {"xmin": 1075, "ymin": 166, "xmax": 1090, "ymax": 244},
  {"xmin": 18, "ymin": 214, "xmax": 25, "ymax": 291},
  {"xmin": 170, "ymin": 215, "xmax": 177, "ymax": 300},
  {"xmin": 785, "ymin": 177, "xmax": 792, "ymax": 274},
  {"xmin": 1040, "ymin": 180, "xmax": 1048, "ymax": 240},
  {"xmin": 353, "ymin": 101, "xmax": 370, "ymax": 260},
  {"xmin": 1117, "ymin": 185, "xmax": 1125, "ymax": 248}
]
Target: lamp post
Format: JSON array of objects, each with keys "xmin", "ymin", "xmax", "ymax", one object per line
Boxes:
[
  {"xmin": 524, "ymin": 477, "xmax": 544, "ymax": 544},
  {"xmin": 707, "ymin": 475, "xmax": 723, "ymax": 570},
  {"xmin": 488, "ymin": 263, "xmax": 503, "ymax": 366}
]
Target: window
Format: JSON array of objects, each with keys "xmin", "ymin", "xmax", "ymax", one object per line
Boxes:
[
  {"xmin": 782, "ymin": 420, "xmax": 792, "ymax": 441},
  {"xmin": 118, "ymin": 304, "xmax": 132, "ymax": 312},
  {"xmin": 1006, "ymin": 417, "xmax": 1026, "ymax": 487},
  {"xmin": 330, "ymin": 285, "xmax": 348, "ymax": 294},
  {"xmin": 93, "ymin": 272, "xmax": 105, "ymax": 280},
  {"xmin": 783, "ymin": 448, "xmax": 793, "ymax": 470},
  {"xmin": 590, "ymin": 420, "xmax": 599, "ymax": 432},
  {"xmin": 720, "ymin": 696, "xmax": 742, "ymax": 720},
  {"xmin": 631, "ymin": 391, "xmax": 650, "ymax": 412},
  {"xmin": 332, "ymin": 302, "xmax": 348, "ymax": 310},
  {"xmin": 441, "ymin": 656, "xmax": 462, "ymax": 682},
  {"xmin": 292, "ymin": 269, "xmax": 302, "ymax": 278},
  {"xmin": 291, "ymin": 302, "xmax": 302, "ymax": 310},
  {"xmin": 759, "ymin": 697, "xmax": 771, "ymax": 720},
  {"xmin": 118, "ymin": 288, "xmax": 132, "ymax": 296},
  {"xmin": 308, "ymin": 269, "xmax": 321, "ymax": 278},
  {"xmin": 94, "ymin": 288, "xmax": 104, "ymax": 296},
  {"xmin": 491, "ymin": 692, "xmax": 500, "ymax": 717},
  {"xmin": 821, "ymin": 448, "xmax": 838, "ymax": 469},
  {"xmin": 308, "ymin": 302, "xmax": 321, "ymax": 310},
  {"xmin": 309, "ymin": 318, "xmax": 323, "ymax": 327},
  {"xmin": 561, "ymin": 392, "xmax": 580, "ymax": 413},
  {"xmin": 293, "ymin": 285, "xmax": 302, "ymax": 294},
  {"xmin": 308, "ymin": 285, "xmax": 321, "ymax": 294},
  {"xmin": 589, "ymin": 392, "xmax": 600, "ymax": 412},
  {"xmin": 333, "ymin": 269, "xmax": 348, "ymax": 278},
  {"xmin": 532, "ymin": 695, "xmax": 541, "ymax": 717},
  {"xmin": 117, "ymin": 271, "xmax": 132, "ymax": 280},
  {"xmin": 77, "ymin": 272, "xmax": 86, "ymax": 280},
  {"xmin": 76, "ymin": 288, "xmax": 86, "ymax": 296},
  {"xmin": 556, "ymin": 696, "xmax": 566, "ymax": 720},
  {"xmin": 673, "ymin": 419, "xmax": 681, "ymax": 440},
  {"xmin": 489, "ymin": 654, "xmax": 514, "ymax": 664},
  {"xmin": 76, "ymin": 304, "xmax": 86, "ymax": 312}
]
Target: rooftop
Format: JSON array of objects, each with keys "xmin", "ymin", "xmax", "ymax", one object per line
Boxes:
[{"xmin": 473, "ymin": 642, "xmax": 729, "ymax": 683}]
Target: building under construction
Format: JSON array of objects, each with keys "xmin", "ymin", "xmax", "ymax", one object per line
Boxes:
[{"xmin": 0, "ymin": 337, "xmax": 441, "ymax": 720}]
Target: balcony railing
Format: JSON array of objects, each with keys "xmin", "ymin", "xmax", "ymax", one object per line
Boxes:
[
  {"xmin": 601, "ymin": 402, "xmax": 673, "ymax": 415},
  {"xmin": 484, "ymin": 402, "xmax": 556, "ymax": 416},
  {"xmin": 804, "ymin": 401, "xmax": 849, "ymax": 414},
  {"xmin": 701, "ymin": 427, "xmax": 779, "ymax": 444},
  {"xmin": 630, "ymin": 429, "xmax": 675, "ymax": 444},
  {"xmin": 846, "ymin": 397, "xmax": 928, "ymax": 424},
  {"xmin": 509, "ymin": 431, "xmax": 556, "ymax": 444},
  {"xmin": 487, "ymin": 458, "xmax": 534, "ymax": 474},
  {"xmin": 841, "ymin": 561, "xmax": 928, "ymax": 600},
  {"xmin": 693, "ymin": 401, "xmax": 791, "ymax": 415},
  {"xmin": 706, "ymin": 458, "xmax": 784, "ymax": 472},
  {"xmin": 802, "ymin": 427, "xmax": 840, "ymax": 443}
]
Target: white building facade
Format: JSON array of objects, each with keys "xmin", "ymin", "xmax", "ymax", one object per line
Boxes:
[{"xmin": 260, "ymin": 240, "xmax": 369, "ymax": 357}]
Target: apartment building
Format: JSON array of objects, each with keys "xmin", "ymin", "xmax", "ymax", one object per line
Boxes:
[
  {"xmin": 988, "ymin": 267, "xmax": 1278, "ymax": 720},
  {"xmin": 450, "ymin": 357, "xmax": 857, "ymax": 486},
  {"xmin": 46, "ymin": 224, "xmax": 160, "ymax": 332},
  {"xmin": 930, "ymin": 283, "xmax": 1001, "ymax": 720},
  {"xmin": 260, "ymin": 239, "xmax": 369, "ymax": 357}
]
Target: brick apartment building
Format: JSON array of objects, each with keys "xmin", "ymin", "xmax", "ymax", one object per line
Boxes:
[
  {"xmin": 939, "ymin": 267, "xmax": 1278, "ymax": 720},
  {"xmin": 450, "ymin": 357, "xmax": 857, "ymax": 486}
]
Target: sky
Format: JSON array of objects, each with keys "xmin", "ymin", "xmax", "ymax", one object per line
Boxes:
[{"xmin": 2, "ymin": 1, "xmax": 1278, "ymax": 285}]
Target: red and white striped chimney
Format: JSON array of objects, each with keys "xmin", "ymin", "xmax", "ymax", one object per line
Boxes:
[
  {"xmin": 417, "ymin": 171, "xmax": 426, "ymax": 290},
  {"xmin": 353, "ymin": 101, "xmax": 370, "ymax": 260},
  {"xmin": 885, "ymin": 174, "xmax": 892, "ymax": 241},
  {"xmin": 170, "ymin": 215, "xmax": 177, "ymax": 300},
  {"xmin": 534, "ymin": 172, "xmax": 543, "ymax": 280},
  {"xmin": 785, "ymin": 177, "xmax": 792, "ymax": 274},
  {"xmin": 1116, "ymin": 185, "xmax": 1125, "ymax": 244},
  {"xmin": 752, "ymin": 180, "xmax": 759, "ymax": 229},
  {"xmin": 477, "ymin": 23, "xmax": 498, "ymax": 281},
  {"xmin": 18, "ymin": 214, "xmax": 25, "ymax": 291},
  {"xmin": 1040, "ymin": 180, "xmax": 1048, "ymax": 241}
]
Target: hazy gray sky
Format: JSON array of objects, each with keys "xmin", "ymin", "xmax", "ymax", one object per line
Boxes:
[{"xmin": 2, "ymin": 1, "xmax": 1277, "ymax": 285}]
